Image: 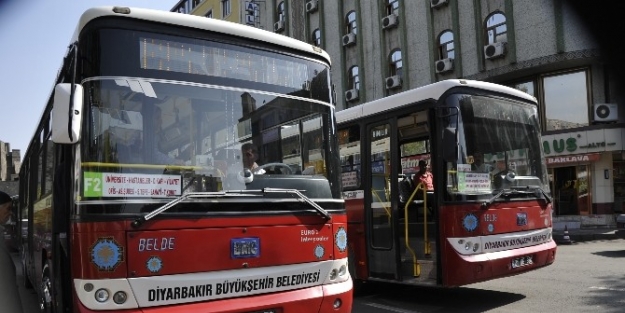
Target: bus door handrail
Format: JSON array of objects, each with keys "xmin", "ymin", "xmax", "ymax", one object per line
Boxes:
[{"xmin": 403, "ymin": 182, "xmax": 433, "ymax": 277}]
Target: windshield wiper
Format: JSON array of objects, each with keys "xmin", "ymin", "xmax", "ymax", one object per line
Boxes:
[
  {"xmin": 131, "ymin": 191, "xmax": 260, "ymax": 228},
  {"xmin": 262, "ymin": 187, "xmax": 331, "ymax": 220},
  {"xmin": 481, "ymin": 189, "xmax": 524, "ymax": 209},
  {"xmin": 515, "ymin": 185, "xmax": 552, "ymax": 204},
  {"xmin": 131, "ymin": 188, "xmax": 330, "ymax": 228},
  {"xmin": 482, "ymin": 186, "xmax": 552, "ymax": 209}
]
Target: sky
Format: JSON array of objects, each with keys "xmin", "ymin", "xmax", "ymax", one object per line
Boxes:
[{"xmin": 0, "ymin": 0, "xmax": 176, "ymax": 157}]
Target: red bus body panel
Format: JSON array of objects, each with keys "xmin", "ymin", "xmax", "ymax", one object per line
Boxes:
[
  {"xmin": 70, "ymin": 214, "xmax": 352, "ymax": 311},
  {"xmin": 439, "ymin": 201, "xmax": 557, "ymax": 286}
]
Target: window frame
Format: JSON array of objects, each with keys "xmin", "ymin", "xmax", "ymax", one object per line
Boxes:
[
  {"xmin": 438, "ymin": 30, "xmax": 455, "ymax": 60},
  {"xmin": 346, "ymin": 11, "xmax": 357, "ymax": 35},
  {"xmin": 389, "ymin": 49, "xmax": 403, "ymax": 77},
  {"xmin": 485, "ymin": 12, "xmax": 507, "ymax": 45}
]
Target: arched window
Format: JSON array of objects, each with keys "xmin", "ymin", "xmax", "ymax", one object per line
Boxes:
[
  {"xmin": 346, "ymin": 11, "xmax": 357, "ymax": 34},
  {"xmin": 485, "ymin": 12, "xmax": 507, "ymax": 44},
  {"xmin": 386, "ymin": 0, "xmax": 399, "ymax": 16},
  {"xmin": 312, "ymin": 29, "xmax": 321, "ymax": 47},
  {"xmin": 348, "ymin": 66, "xmax": 360, "ymax": 90},
  {"xmin": 277, "ymin": 1, "xmax": 286, "ymax": 21},
  {"xmin": 438, "ymin": 30, "xmax": 454, "ymax": 59},
  {"xmin": 389, "ymin": 49, "xmax": 402, "ymax": 77}
]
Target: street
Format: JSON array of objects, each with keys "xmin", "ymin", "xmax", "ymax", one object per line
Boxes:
[{"xmin": 5, "ymin": 239, "xmax": 625, "ymax": 312}]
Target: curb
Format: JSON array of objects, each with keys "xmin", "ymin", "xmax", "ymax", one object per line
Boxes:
[{"xmin": 553, "ymin": 232, "xmax": 619, "ymax": 244}]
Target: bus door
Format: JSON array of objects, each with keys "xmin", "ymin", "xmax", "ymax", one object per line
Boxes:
[
  {"xmin": 396, "ymin": 112, "xmax": 437, "ymax": 285},
  {"xmin": 365, "ymin": 122, "xmax": 401, "ymax": 280}
]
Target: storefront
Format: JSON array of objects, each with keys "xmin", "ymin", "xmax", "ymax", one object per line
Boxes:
[{"xmin": 542, "ymin": 128, "xmax": 625, "ymax": 223}]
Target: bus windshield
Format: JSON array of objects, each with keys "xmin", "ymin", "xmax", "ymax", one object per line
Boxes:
[
  {"xmin": 80, "ymin": 78, "xmax": 336, "ymax": 199},
  {"xmin": 441, "ymin": 94, "xmax": 549, "ymax": 201}
]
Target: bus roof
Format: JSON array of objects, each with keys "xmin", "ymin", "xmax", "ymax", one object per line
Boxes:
[
  {"xmin": 72, "ymin": 6, "xmax": 331, "ymax": 65},
  {"xmin": 336, "ymin": 79, "xmax": 537, "ymax": 124}
]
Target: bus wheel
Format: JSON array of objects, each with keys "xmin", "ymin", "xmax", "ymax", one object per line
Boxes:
[
  {"xmin": 40, "ymin": 261, "xmax": 53, "ymax": 313},
  {"xmin": 21, "ymin": 248, "xmax": 32, "ymax": 289}
]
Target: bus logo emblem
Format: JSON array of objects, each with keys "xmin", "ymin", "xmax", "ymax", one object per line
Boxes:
[
  {"xmin": 146, "ymin": 256, "xmax": 163, "ymax": 273},
  {"xmin": 90, "ymin": 237, "xmax": 124, "ymax": 271},
  {"xmin": 335, "ymin": 227, "xmax": 348, "ymax": 252},
  {"xmin": 517, "ymin": 213, "xmax": 528, "ymax": 226},
  {"xmin": 462, "ymin": 213, "xmax": 479, "ymax": 232},
  {"xmin": 314, "ymin": 245, "xmax": 325, "ymax": 259}
]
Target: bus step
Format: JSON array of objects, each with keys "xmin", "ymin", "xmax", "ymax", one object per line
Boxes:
[{"xmin": 400, "ymin": 258, "xmax": 437, "ymax": 281}]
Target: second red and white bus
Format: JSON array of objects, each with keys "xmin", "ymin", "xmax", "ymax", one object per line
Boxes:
[{"xmin": 338, "ymin": 79, "xmax": 556, "ymax": 288}]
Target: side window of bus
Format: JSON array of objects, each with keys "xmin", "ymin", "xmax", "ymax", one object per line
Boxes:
[{"xmin": 338, "ymin": 125, "xmax": 361, "ymax": 190}]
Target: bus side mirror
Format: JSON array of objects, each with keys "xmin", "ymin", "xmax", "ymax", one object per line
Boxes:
[
  {"xmin": 51, "ymin": 83, "xmax": 83, "ymax": 144},
  {"xmin": 442, "ymin": 127, "xmax": 457, "ymax": 161}
]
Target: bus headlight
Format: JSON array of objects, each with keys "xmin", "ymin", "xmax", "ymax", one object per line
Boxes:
[
  {"xmin": 94, "ymin": 289, "xmax": 110, "ymax": 303},
  {"xmin": 329, "ymin": 268, "xmax": 338, "ymax": 280},
  {"xmin": 338, "ymin": 264, "xmax": 347, "ymax": 277},
  {"xmin": 113, "ymin": 291, "xmax": 128, "ymax": 304}
]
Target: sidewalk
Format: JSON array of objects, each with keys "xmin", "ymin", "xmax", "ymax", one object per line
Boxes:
[{"xmin": 553, "ymin": 227, "xmax": 621, "ymax": 244}]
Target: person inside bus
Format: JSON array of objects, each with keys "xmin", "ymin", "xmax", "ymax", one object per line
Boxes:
[
  {"xmin": 416, "ymin": 160, "xmax": 434, "ymax": 192},
  {"xmin": 241, "ymin": 143, "xmax": 265, "ymax": 174},
  {"xmin": 415, "ymin": 160, "xmax": 435, "ymax": 218},
  {"xmin": 471, "ymin": 151, "xmax": 493, "ymax": 173}
]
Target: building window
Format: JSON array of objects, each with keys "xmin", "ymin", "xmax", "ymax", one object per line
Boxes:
[
  {"xmin": 346, "ymin": 11, "xmax": 357, "ymax": 34},
  {"xmin": 221, "ymin": 0, "xmax": 231, "ymax": 18},
  {"xmin": 389, "ymin": 49, "xmax": 402, "ymax": 77},
  {"xmin": 438, "ymin": 30, "xmax": 454, "ymax": 59},
  {"xmin": 205, "ymin": 9, "xmax": 213, "ymax": 18},
  {"xmin": 509, "ymin": 81, "xmax": 535, "ymax": 97},
  {"xmin": 386, "ymin": 0, "xmax": 399, "ymax": 16},
  {"xmin": 543, "ymin": 70, "xmax": 589, "ymax": 131},
  {"xmin": 348, "ymin": 66, "xmax": 360, "ymax": 90},
  {"xmin": 485, "ymin": 12, "xmax": 507, "ymax": 44},
  {"xmin": 312, "ymin": 29, "xmax": 321, "ymax": 47},
  {"xmin": 192, "ymin": 0, "xmax": 202, "ymax": 10},
  {"xmin": 277, "ymin": 1, "xmax": 286, "ymax": 22}
]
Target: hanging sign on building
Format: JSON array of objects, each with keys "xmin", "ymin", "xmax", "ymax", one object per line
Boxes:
[{"xmin": 245, "ymin": 1, "xmax": 259, "ymax": 26}]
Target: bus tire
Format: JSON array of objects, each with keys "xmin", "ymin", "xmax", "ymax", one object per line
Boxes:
[
  {"xmin": 40, "ymin": 261, "xmax": 54, "ymax": 313},
  {"xmin": 21, "ymin": 248, "xmax": 32, "ymax": 289}
]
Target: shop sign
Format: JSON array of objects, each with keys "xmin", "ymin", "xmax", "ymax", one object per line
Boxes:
[
  {"xmin": 546, "ymin": 153, "xmax": 601, "ymax": 165},
  {"xmin": 542, "ymin": 129, "xmax": 622, "ymax": 156}
]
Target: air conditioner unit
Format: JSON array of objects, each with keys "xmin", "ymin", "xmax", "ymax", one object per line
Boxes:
[
  {"xmin": 431, "ymin": 0, "xmax": 448, "ymax": 9},
  {"xmin": 594, "ymin": 103, "xmax": 618, "ymax": 122},
  {"xmin": 274, "ymin": 20, "xmax": 285, "ymax": 32},
  {"xmin": 306, "ymin": 0, "xmax": 318, "ymax": 13},
  {"xmin": 435, "ymin": 58, "xmax": 454, "ymax": 73},
  {"xmin": 381, "ymin": 13, "xmax": 399, "ymax": 30},
  {"xmin": 385, "ymin": 75, "xmax": 402, "ymax": 89},
  {"xmin": 484, "ymin": 42, "xmax": 507, "ymax": 59},
  {"xmin": 345, "ymin": 89, "xmax": 359, "ymax": 102},
  {"xmin": 342, "ymin": 33, "xmax": 356, "ymax": 47}
]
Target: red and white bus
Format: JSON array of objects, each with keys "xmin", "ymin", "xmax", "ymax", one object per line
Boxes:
[
  {"xmin": 337, "ymin": 79, "xmax": 556, "ymax": 288},
  {"xmin": 17, "ymin": 6, "xmax": 351, "ymax": 313}
]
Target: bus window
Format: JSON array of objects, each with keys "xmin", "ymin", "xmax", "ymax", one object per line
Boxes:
[{"xmin": 339, "ymin": 125, "xmax": 361, "ymax": 190}]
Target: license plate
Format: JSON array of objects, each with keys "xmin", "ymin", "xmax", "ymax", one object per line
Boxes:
[
  {"xmin": 511, "ymin": 255, "xmax": 533, "ymax": 268},
  {"xmin": 231, "ymin": 237, "xmax": 260, "ymax": 259}
]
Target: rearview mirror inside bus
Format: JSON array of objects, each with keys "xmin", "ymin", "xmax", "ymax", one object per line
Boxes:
[{"xmin": 51, "ymin": 83, "xmax": 83, "ymax": 144}]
